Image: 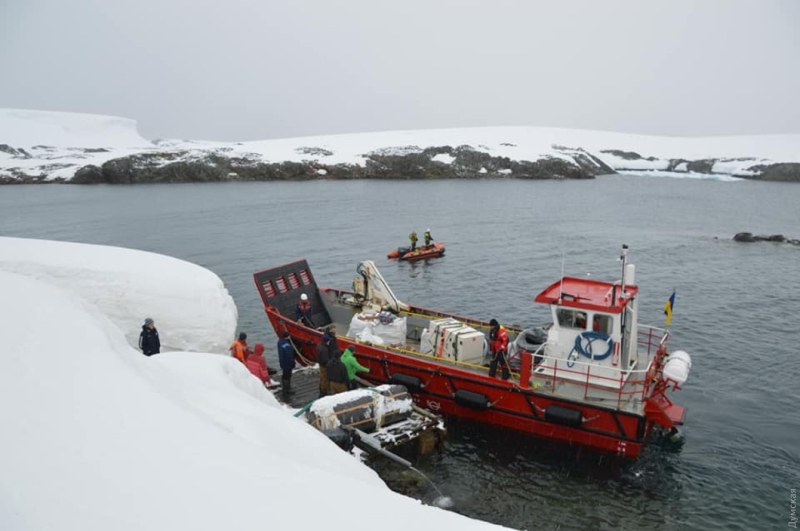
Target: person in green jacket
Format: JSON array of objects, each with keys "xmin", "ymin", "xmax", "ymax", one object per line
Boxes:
[{"xmin": 341, "ymin": 346, "xmax": 370, "ymax": 390}]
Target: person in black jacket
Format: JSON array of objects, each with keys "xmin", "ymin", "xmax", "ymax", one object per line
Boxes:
[
  {"xmin": 139, "ymin": 318, "xmax": 160, "ymax": 356},
  {"xmin": 327, "ymin": 349, "xmax": 349, "ymax": 395},
  {"xmin": 317, "ymin": 331, "xmax": 334, "ymax": 397}
]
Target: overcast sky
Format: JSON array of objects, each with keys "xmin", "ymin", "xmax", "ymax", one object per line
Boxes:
[{"xmin": 2, "ymin": 0, "xmax": 798, "ymax": 141}]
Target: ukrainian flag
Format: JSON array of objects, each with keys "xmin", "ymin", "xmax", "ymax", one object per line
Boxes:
[{"xmin": 663, "ymin": 291, "xmax": 676, "ymax": 327}]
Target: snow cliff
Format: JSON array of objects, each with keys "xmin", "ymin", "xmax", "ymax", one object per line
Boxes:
[{"xmin": 0, "ymin": 237, "xmax": 505, "ymax": 531}]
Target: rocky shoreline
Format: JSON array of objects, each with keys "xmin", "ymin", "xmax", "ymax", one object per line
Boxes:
[
  {"xmin": 3, "ymin": 143, "xmax": 800, "ymax": 184},
  {"xmin": 2, "ymin": 144, "xmax": 616, "ymax": 184},
  {"xmin": 3, "ymin": 115, "xmax": 800, "ymax": 184},
  {"xmin": 600, "ymin": 150, "xmax": 800, "ymax": 182}
]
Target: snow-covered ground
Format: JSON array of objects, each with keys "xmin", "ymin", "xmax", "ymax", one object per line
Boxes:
[
  {"xmin": 2, "ymin": 108, "xmax": 800, "ymax": 181},
  {"xmin": 0, "ymin": 237, "xmax": 503, "ymax": 531}
]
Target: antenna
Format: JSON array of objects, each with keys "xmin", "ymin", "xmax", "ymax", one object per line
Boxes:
[
  {"xmin": 620, "ymin": 244, "xmax": 628, "ymax": 294},
  {"xmin": 558, "ymin": 252, "xmax": 565, "ymax": 301}
]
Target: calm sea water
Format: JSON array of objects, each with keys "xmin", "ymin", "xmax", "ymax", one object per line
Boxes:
[{"xmin": 2, "ymin": 175, "xmax": 798, "ymax": 530}]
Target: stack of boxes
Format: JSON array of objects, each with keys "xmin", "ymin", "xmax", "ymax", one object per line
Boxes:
[{"xmin": 424, "ymin": 318, "xmax": 486, "ymax": 364}]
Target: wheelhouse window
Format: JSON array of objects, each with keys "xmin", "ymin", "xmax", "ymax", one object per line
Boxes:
[
  {"xmin": 556, "ymin": 309, "xmax": 587, "ymax": 329},
  {"xmin": 593, "ymin": 314, "xmax": 613, "ymax": 334}
]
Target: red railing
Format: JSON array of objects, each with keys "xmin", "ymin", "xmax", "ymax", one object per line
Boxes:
[{"xmin": 529, "ymin": 324, "xmax": 669, "ymax": 410}]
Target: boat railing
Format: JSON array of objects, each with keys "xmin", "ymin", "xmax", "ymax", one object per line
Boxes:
[{"xmin": 528, "ymin": 324, "xmax": 669, "ymax": 409}]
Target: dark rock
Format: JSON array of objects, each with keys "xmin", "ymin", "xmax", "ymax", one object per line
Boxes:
[
  {"xmin": 295, "ymin": 146, "xmax": 333, "ymax": 157},
  {"xmin": 734, "ymin": 232, "xmax": 797, "ymax": 244},
  {"xmin": 666, "ymin": 159, "xmax": 689, "ymax": 172},
  {"xmin": 600, "ymin": 149, "xmax": 645, "ymax": 161},
  {"xmin": 0, "ymin": 144, "xmax": 32, "ymax": 158},
  {"xmin": 686, "ymin": 159, "xmax": 715, "ymax": 173},
  {"xmin": 747, "ymin": 162, "xmax": 800, "ymax": 182},
  {"xmin": 73, "ymin": 165, "xmax": 103, "ymax": 184}
]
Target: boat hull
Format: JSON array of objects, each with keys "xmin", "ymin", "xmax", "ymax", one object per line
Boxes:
[
  {"xmin": 265, "ymin": 309, "xmax": 651, "ymax": 458},
  {"xmin": 387, "ymin": 242, "xmax": 446, "ymax": 261}
]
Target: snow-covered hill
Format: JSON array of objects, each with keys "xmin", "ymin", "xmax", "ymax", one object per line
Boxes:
[{"xmin": 2, "ymin": 108, "xmax": 799, "ymax": 183}]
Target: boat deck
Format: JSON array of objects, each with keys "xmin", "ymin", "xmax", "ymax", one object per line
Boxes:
[
  {"xmin": 326, "ymin": 319, "xmax": 647, "ymax": 416},
  {"xmin": 270, "ymin": 365, "xmax": 322, "ymax": 408}
]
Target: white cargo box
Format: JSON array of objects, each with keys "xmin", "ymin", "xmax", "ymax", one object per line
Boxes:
[
  {"xmin": 429, "ymin": 318, "xmax": 462, "ymax": 337},
  {"xmin": 425, "ymin": 318, "xmax": 463, "ymax": 355},
  {"xmin": 433, "ymin": 323, "xmax": 464, "ymax": 357},
  {"xmin": 445, "ymin": 328, "xmax": 486, "ymax": 363}
]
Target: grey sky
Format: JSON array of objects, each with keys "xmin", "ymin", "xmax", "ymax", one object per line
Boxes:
[{"xmin": 2, "ymin": 0, "xmax": 798, "ymax": 141}]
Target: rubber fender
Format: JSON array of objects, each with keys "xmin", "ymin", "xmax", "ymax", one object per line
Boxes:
[
  {"xmin": 454, "ymin": 389, "xmax": 490, "ymax": 410},
  {"xmin": 544, "ymin": 404, "xmax": 583, "ymax": 427},
  {"xmin": 389, "ymin": 373, "xmax": 423, "ymax": 392}
]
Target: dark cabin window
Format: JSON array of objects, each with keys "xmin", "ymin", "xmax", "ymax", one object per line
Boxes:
[
  {"xmin": 557, "ymin": 309, "xmax": 588, "ymax": 330},
  {"xmin": 593, "ymin": 314, "xmax": 613, "ymax": 334}
]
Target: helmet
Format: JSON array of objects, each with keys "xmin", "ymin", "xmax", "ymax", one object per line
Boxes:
[{"xmin": 300, "ymin": 293, "xmax": 308, "ymax": 301}]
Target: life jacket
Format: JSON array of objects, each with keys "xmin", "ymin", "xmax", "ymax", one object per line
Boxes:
[
  {"xmin": 297, "ymin": 299, "xmax": 312, "ymax": 314},
  {"xmin": 230, "ymin": 339, "xmax": 249, "ymax": 364},
  {"xmin": 489, "ymin": 326, "xmax": 509, "ymax": 354}
]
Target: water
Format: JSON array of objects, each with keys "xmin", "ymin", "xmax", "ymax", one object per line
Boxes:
[
  {"xmin": 408, "ymin": 466, "xmax": 453, "ymax": 509},
  {"xmin": 2, "ymin": 175, "xmax": 799, "ymax": 530}
]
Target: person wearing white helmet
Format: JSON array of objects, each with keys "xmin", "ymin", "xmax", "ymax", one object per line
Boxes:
[
  {"xmin": 424, "ymin": 228, "xmax": 433, "ymax": 247},
  {"xmin": 296, "ymin": 292, "xmax": 313, "ymax": 327}
]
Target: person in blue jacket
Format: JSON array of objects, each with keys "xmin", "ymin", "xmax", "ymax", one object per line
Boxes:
[{"xmin": 277, "ymin": 331, "xmax": 296, "ymax": 396}]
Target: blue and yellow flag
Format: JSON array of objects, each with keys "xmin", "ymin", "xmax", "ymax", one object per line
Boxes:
[{"xmin": 663, "ymin": 291, "xmax": 676, "ymax": 327}]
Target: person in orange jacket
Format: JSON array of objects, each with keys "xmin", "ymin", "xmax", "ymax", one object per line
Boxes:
[
  {"xmin": 230, "ymin": 332, "xmax": 250, "ymax": 364},
  {"xmin": 488, "ymin": 319, "xmax": 510, "ymax": 380},
  {"xmin": 245, "ymin": 343, "xmax": 272, "ymax": 385}
]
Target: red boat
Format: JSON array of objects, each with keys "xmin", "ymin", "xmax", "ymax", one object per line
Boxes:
[
  {"xmin": 253, "ymin": 245, "xmax": 690, "ymax": 458},
  {"xmin": 387, "ymin": 242, "xmax": 445, "ymax": 261}
]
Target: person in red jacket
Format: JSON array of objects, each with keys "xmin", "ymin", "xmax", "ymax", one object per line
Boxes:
[
  {"xmin": 296, "ymin": 293, "xmax": 313, "ymax": 327},
  {"xmin": 229, "ymin": 332, "xmax": 250, "ymax": 364},
  {"xmin": 488, "ymin": 318, "xmax": 510, "ymax": 380},
  {"xmin": 245, "ymin": 343, "xmax": 273, "ymax": 385}
]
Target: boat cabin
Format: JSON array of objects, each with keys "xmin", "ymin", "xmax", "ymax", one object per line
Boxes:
[{"xmin": 531, "ymin": 263, "xmax": 641, "ymax": 391}]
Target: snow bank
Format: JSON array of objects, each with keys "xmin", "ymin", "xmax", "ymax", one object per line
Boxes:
[
  {"xmin": 0, "ymin": 238, "xmax": 504, "ymax": 531},
  {"xmin": 0, "ymin": 109, "xmax": 152, "ymax": 149},
  {"xmin": 0, "ymin": 237, "xmax": 237, "ymax": 353}
]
